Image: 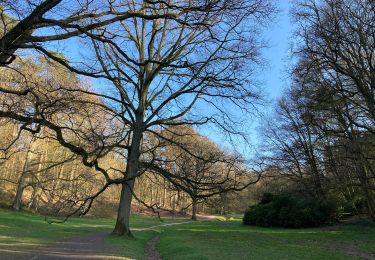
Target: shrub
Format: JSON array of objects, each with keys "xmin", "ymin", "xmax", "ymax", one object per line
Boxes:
[
  {"xmin": 259, "ymin": 192, "xmax": 274, "ymax": 205},
  {"xmin": 243, "ymin": 193, "xmax": 337, "ymax": 228}
]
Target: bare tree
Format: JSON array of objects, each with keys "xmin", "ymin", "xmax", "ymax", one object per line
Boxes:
[
  {"xmin": 260, "ymin": 86, "xmax": 328, "ymax": 198},
  {"xmin": 0, "ymin": 56, "xmax": 124, "ymax": 213},
  {"xmin": 0, "ymin": 0, "xmax": 274, "ymax": 236},
  {"xmin": 289, "ymin": 0, "xmax": 375, "ymax": 217},
  {"xmin": 0, "ymin": 0, "xmax": 201, "ymax": 66},
  {"xmin": 153, "ymin": 126, "xmax": 254, "ymax": 220},
  {"xmin": 292, "ymin": 0, "xmax": 375, "ymax": 134},
  {"xmin": 0, "ymin": 0, "xmax": 61, "ymax": 64}
]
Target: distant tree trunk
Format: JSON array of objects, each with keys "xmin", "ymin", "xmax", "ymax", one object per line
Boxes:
[
  {"xmin": 162, "ymin": 178, "xmax": 167, "ymax": 207},
  {"xmin": 191, "ymin": 198, "xmax": 198, "ymax": 220},
  {"xmin": 28, "ymin": 152, "xmax": 44, "ymax": 211},
  {"xmin": 50, "ymin": 151, "xmax": 67, "ymax": 200},
  {"xmin": 136, "ymin": 178, "xmax": 143, "ymax": 212},
  {"xmin": 352, "ymin": 144, "xmax": 375, "ymax": 219},
  {"xmin": 220, "ymin": 192, "xmax": 228, "ymax": 215},
  {"xmin": 358, "ymin": 169, "xmax": 375, "ymax": 219},
  {"xmin": 27, "ymin": 187, "xmax": 42, "ymax": 211},
  {"xmin": 13, "ymin": 144, "xmax": 34, "ymax": 211},
  {"xmin": 13, "ymin": 171, "xmax": 27, "ymax": 211}
]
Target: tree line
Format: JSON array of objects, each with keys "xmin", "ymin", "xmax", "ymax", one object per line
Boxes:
[{"xmin": 259, "ymin": 0, "xmax": 375, "ymax": 219}]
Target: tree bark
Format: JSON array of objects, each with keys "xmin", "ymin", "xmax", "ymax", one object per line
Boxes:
[
  {"xmin": 112, "ymin": 126, "xmax": 143, "ymax": 236},
  {"xmin": 191, "ymin": 198, "xmax": 198, "ymax": 220},
  {"xmin": 13, "ymin": 145, "xmax": 34, "ymax": 211},
  {"xmin": 358, "ymin": 171, "xmax": 375, "ymax": 219},
  {"xmin": 220, "ymin": 192, "xmax": 228, "ymax": 216},
  {"xmin": 112, "ymin": 179, "xmax": 135, "ymax": 236},
  {"xmin": 27, "ymin": 152, "xmax": 44, "ymax": 211},
  {"xmin": 27, "ymin": 187, "xmax": 42, "ymax": 211},
  {"xmin": 0, "ymin": 0, "xmax": 62, "ymax": 65},
  {"xmin": 13, "ymin": 172, "xmax": 27, "ymax": 211}
]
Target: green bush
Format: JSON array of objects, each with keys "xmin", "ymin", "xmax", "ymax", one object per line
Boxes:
[{"xmin": 243, "ymin": 193, "xmax": 337, "ymax": 228}]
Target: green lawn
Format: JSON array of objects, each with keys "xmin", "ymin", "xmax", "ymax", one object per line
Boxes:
[
  {"xmin": 1, "ymin": 209, "xmax": 374, "ymax": 259},
  {"xmin": 157, "ymin": 219, "xmax": 375, "ymax": 259},
  {"xmin": 0, "ymin": 208, "xmax": 166, "ymax": 259}
]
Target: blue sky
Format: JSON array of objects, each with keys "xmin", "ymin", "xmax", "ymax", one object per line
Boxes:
[
  {"xmin": 261, "ymin": 0, "xmax": 294, "ymax": 101},
  {"xmin": 199, "ymin": 1, "xmax": 295, "ymax": 157},
  {"xmin": 40, "ymin": 1, "xmax": 295, "ymax": 159},
  {"xmin": 251, "ymin": 0, "xmax": 295, "ymax": 149}
]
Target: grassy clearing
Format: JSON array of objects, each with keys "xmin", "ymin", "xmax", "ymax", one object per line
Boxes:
[
  {"xmin": 106, "ymin": 218, "xmax": 189, "ymax": 259},
  {"xmin": 0, "ymin": 209, "xmax": 110, "ymax": 248},
  {"xmin": 0, "ymin": 208, "xmax": 166, "ymax": 259},
  {"xmin": 157, "ymin": 219, "xmax": 375, "ymax": 260},
  {"xmin": 1, "ymin": 209, "xmax": 375, "ymax": 259}
]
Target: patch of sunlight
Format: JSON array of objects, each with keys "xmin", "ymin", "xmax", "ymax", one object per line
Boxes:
[
  {"xmin": 104, "ymin": 256, "xmax": 135, "ymax": 260},
  {"xmin": 172, "ymin": 227, "xmax": 345, "ymax": 236},
  {"xmin": 0, "ymin": 241, "xmax": 43, "ymax": 247},
  {"xmin": 67, "ymin": 224, "xmax": 111, "ymax": 228},
  {"xmin": 174, "ymin": 228, "xmax": 217, "ymax": 232},
  {"xmin": 258, "ymin": 230, "xmax": 344, "ymax": 235},
  {"xmin": 133, "ymin": 228, "xmax": 162, "ymax": 232},
  {"xmin": 214, "ymin": 216, "xmax": 241, "ymax": 222},
  {"xmin": 0, "ymin": 248, "xmax": 30, "ymax": 254}
]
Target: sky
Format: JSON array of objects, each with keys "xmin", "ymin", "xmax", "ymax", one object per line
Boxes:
[
  {"xmin": 249, "ymin": 0, "xmax": 295, "ymax": 153},
  {"xmin": 36, "ymin": 0, "xmax": 296, "ymax": 160},
  {"xmin": 261, "ymin": 0, "xmax": 294, "ymax": 101},
  {"xmin": 199, "ymin": 0, "xmax": 295, "ymax": 157},
  {"xmin": 87, "ymin": 1, "xmax": 296, "ymax": 159}
]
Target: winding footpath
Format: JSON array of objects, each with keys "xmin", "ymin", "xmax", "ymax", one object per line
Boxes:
[{"xmin": 0, "ymin": 222, "xmax": 189, "ymax": 260}]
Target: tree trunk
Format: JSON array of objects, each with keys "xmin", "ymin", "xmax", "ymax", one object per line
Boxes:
[
  {"xmin": 13, "ymin": 148, "xmax": 33, "ymax": 211},
  {"xmin": 112, "ymin": 179, "xmax": 135, "ymax": 236},
  {"xmin": 191, "ymin": 198, "xmax": 198, "ymax": 220},
  {"xmin": 27, "ymin": 152, "xmax": 44, "ymax": 211},
  {"xmin": 112, "ymin": 125, "xmax": 143, "ymax": 236},
  {"xmin": 353, "ymin": 145, "xmax": 375, "ymax": 219},
  {"xmin": 27, "ymin": 187, "xmax": 42, "ymax": 211},
  {"xmin": 220, "ymin": 192, "xmax": 228, "ymax": 215},
  {"xmin": 359, "ymin": 171, "xmax": 375, "ymax": 219},
  {"xmin": 13, "ymin": 173, "xmax": 27, "ymax": 211}
]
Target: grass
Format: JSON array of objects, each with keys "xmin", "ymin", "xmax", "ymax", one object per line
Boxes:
[
  {"xmin": 1, "ymin": 208, "xmax": 375, "ymax": 259},
  {"xmin": 106, "ymin": 217, "xmax": 189, "ymax": 259},
  {"xmin": 157, "ymin": 219, "xmax": 375, "ymax": 260},
  {"xmin": 0, "ymin": 209, "xmax": 109, "ymax": 247},
  {"xmin": 0, "ymin": 208, "xmax": 166, "ymax": 259}
]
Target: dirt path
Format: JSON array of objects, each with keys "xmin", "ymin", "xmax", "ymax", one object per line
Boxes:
[
  {"xmin": 29, "ymin": 231, "xmax": 122, "ymax": 260},
  {"xmin": 144, "ymin": 236, "xmax": 162, "ymax": 260},
  {"xmin": 0, "ymin": 222, "xmax": 189, "ymax": 260},
  {"xmin": 140, "ymin": 221, "xmax": 191, "ymax": 260},
  {"xmin": 0, "ymin": 231, "xmax": 123, "ymax": 260},
  {"xmin": 133, "ymin": 221, "xmax": 190, "ymax": 232}
]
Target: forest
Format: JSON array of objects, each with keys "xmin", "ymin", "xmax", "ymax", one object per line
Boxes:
[{"xmin": 0, "ymin": 0, "xmax": 374, "ymax": 259}]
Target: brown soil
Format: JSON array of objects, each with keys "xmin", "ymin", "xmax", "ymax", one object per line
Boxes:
[
  {"xmin": 0, "ymin": 232, "xmax": 123, "ymax": 260},
  {"xmin": 145, "ymin": 236, "xmax": 162, "ymax": 260}
]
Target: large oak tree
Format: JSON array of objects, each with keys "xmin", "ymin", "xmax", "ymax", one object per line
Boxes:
[{"xmin": 0, "ymin": 0, "xmax": 274, "ymax": 236}]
